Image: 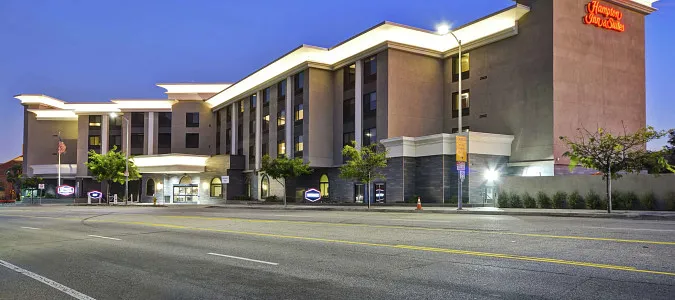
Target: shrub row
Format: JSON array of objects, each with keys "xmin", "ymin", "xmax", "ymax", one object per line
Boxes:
[{"xmin": 498, "ymin": 190, "xmax": 675, "ymax": 210}]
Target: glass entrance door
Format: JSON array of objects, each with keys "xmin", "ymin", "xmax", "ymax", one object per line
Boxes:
[{"xmin": 354, "ymin": 184, "xmax": 364, "ymax": 203}]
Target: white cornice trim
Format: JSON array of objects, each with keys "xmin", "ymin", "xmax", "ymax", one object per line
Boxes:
[
  {"xmin": 381, "ymin": 132, "xmax": 514, "ymax": 158},
  {"xmin": 205, "ymin": 5, "xmax": 530, "ymax": 110}
]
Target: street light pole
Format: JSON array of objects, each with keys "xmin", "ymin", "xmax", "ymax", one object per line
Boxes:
[
  {"xmin": 124, "ymin": 116, "xmax": 129, "ymax": 206},
  {"xmin": 438, "ymin": 24, "xmax": 465, "ymax": 210}
]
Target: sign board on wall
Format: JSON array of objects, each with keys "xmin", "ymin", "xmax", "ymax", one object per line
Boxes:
[
  {"xmin": 38, "ymin": 184, "xmax": 45, "ymax": 190},
  {"xmin": 583, "ymin": 1, "xmax": 625, "ymax": 32},
  {"xmin": 57, "ymin": 185, "xmax": 75, "ymax": 196},
  {"xmin": 304, "ymin": 188, "xmax": 321, "ymax": 202},
  {"xmin": 221, "ymin": 176, "xmax": 230, "ymax": 184}
]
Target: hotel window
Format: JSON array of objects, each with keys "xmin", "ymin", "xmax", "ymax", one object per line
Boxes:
[
  {"xmin": 88, "ymin": 135, "xmax": 101, "ymax": 147},
  {"xmin": 343, "ymin": 98, "xmax": 355, "ymax": 123},
  {"xmin": 451, "ymin": 126, "xmax": 470, "ymax": 133},
  {"xmin": 277, "ymin": 141, "xmax": 286, "ymax": 157},
  {"xmin": 278, "ymin": 80, "xmax": 287, "ymax": 99},
  {"xmin": 158, "ymin": 133, "xmax": 171, "ymax": 153},
  {"xmin": 225, "ymin": 128, "xmax": 232, "ymax": 148},
  {"xmin": 263, "ymin": 88, "xmax": 270, "ymax": 106},
  {"xmin": 294, "ymin": 135, "xmax": 304, "ymax": 157},
  {"xmin": 110, "ymin": 135, "xmax": 122, "ymax": 151},
  {"xmin": 158, "ymin": 112, "xmax": 171, "ymax": 128},
  {"xmin": 110, "ymin": 114, "xmax": 123, "ymax": 128},
  {"xmin": 185, "ymin": 133, "xmax": 199, "ymax": 148},
  {"xmin": 452, "ymin": 90, "xmax": 470, "ymax": 118},
  {"xmin": 262, "ymin": 142, "xmax": 269, "ymax": 157},
  {"xmin": 374, "ymin": 182, "xmax": 386, "ymax": 203},
  {"xmin": 239, "ymin": 101, "xmax": 245, "ymax": 113},
  {"xmin": 452, "ymin": 52, "xmax": 470, "ymax": 82},
  {"xmin": 146, "ymin": 179, "xmax": 155, "ymax": 196},
  {"xmin": 186, "ymin": 113, "xmax": 199, "ymax": 128},
  {"xmin": 320, "ymin": 174, "xmax": 329, "ymax": 198},
  {"xmin": 88, "ymin": 115, "xmax": 102, "ymax": 129},
  {"xmin": 210, "ymin": 177, "xmax": 222, "ymax": 198},
  {"xmin": 294, "ymin": 104, "xmax": 304, "ymax": 123},
  {"xmin": 277, "ymin": 109, "xmax": 286, "ymax": 128},
  {"xmin": 343, "ymin": 132, "xmax": 355, "ymax": 148},
  {"xmin": 130, "ymin": 133, "xmax": 144, "ymax": 155},
  {"xmin": 364, "ymin": 56, "xmax": 377, "ymax": 83},
  {"xmin": 294, "ymin": 72, "xmax": 304, "ymax": 94},
  {"xmin": 131, "ymin": 112, "xmax": 144, "ymax": 127},
  {"xmin": 226, "ymin": 107, "xmax": 232, "ymax": 123},
  {"xmin": 250, "ymin": 120, "xmax": 256, "ymax": 137},
  {"xmin": 363, "ymin": 127, "xmax": 377, "ymax": 146},
  {"xmin": 250, "ymin": 94, "xmax": 257, "ymax": 110},
  {"xmin": 260, "ymin": 175, "xmax": 270, "ymax": 199},
  {"xmin": 263, "ymin": 114, "xmax": 270, "ymax": 133},
  {"xmin": 344, "ymin": 64, "xmax": 356, "ymax": 91},
  {"xmin": 363, "ymin": 92, "xmax": 376, "ymax": 116},
  {"xmin": 249, "ymin": 145, "xmax": 255, "ymax": 164}
]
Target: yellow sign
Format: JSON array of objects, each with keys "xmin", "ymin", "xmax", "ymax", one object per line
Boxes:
[{"xmin": 456, "ymin": 136, "xmax": 467, "ymax": 162}]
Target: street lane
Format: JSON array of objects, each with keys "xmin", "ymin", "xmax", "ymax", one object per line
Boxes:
[{"xmin": 1, "ymin": 206, "xmax": 674, "ymax": 299}]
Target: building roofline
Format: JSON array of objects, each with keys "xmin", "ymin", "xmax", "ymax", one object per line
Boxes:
[{"xmin": 205, "ymin": 4, "xmax": 530, "ymax": 110}]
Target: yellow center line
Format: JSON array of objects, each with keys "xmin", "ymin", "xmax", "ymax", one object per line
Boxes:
[
  {"xmin": 2, "ymin": 214, "xmax": 674, "ymax": 277},
  {"xmin": 159, "ymin": 215, "xmax": 675, "ymax": 246},
  {"xmin": 94, "ymin": 219, "xmax": 675, "ymax": 277}
]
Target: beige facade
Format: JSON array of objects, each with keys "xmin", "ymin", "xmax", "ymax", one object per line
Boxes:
[{"xmin": 15, "ymin": 0, "xmax": 656, "ymax": 203}]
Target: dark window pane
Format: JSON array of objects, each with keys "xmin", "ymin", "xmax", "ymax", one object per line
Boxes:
[
  {"xmin": 364, "ymin": 56, "xmax": 377, "ymax": 83},
  {"xmin": 131, "ymin": 112, "xmax": 144, "ymax": 127},
  {"xmin": 294, "ymin": 72, "xmax": 304, "ymax": 93},
  {"xmin": 278, "ymin": 80, "xmax": 287, "ymax": 98},
  {"xmin": 250, "ymin": 94, "xmax": 257, "ymax": 109},
  {"xmin": 186, "ymin": 113, "xmax": 199, "ymax": 128},
  {"xmin": 343, "ymin": 98, "xmax": 355, "ymax": 123},
  {"xmin": 344, "ymin": 64, "xmax": 356, "ymax": 91},
  {"xmin": 363, "ymin": 128, "xmax": 377, "ymax": 146},
  {"xmin": 158, "ymin": 112, "xmax": 172, "ymax": 128},
  {"xmin": 363, "ymin": 92, "xmax": 376, "ymax": 116},
  {"xmin": 185, "ymin": 133, "xmax": 199, "ymax": 148},
  {"xmin": 263, "ymin": 88, "xmax": 270, "ymax": 105}
]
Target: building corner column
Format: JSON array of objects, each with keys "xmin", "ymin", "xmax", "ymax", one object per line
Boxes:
[
  {"xmin": 355, "ymin": 60, "xmax": 363, "ymax": 150},
  {"xmin": 285, "ymin": 77, "xmax": 293, "ymax": 158},
  {"xmin": 231, "ymin": 104, "xmax": 237, "ymax": 155},
  {"xmin": 101, "ymin": 115, "xmax": 109, "ymax": 154},
  {"xmin": 255, "ymin": 91, "xmax": 262, "ymax": 169},
  {"xmin": 147, "ymin": 112, "xmax": 155, "ymax": 155}
]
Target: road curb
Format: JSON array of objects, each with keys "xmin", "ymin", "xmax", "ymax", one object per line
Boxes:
[{"xmin": 205, "ymin": 205, "xmax": 675, "ymax": 220}]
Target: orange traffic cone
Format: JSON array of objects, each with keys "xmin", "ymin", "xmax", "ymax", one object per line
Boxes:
[{"xmin": 416, "ymin": 197, "xmax": 423, "ymax": 210}]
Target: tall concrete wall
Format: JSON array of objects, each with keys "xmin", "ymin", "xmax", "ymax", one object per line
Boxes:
[{"xmin": 499, "ymin": 174, "xmax": 675, "ymax": 201}]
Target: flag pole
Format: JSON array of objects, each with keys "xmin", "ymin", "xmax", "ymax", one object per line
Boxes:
[{"xmin": 58, "ymin": 131, "xmax": 61, "ymax": 187}]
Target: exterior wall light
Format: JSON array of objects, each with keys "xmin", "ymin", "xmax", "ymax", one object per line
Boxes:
[{"xmin": 484, "ymin": 169, "xmax": 499, "ymax": 182}]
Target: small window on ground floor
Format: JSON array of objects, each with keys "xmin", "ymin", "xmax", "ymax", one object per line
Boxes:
[{"xmin": 210, "ymin": 177, "xmax": 222, "ymax": 197}]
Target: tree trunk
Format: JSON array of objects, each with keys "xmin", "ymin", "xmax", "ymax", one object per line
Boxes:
[
  {"xmin": 283, "ymin": 178, "xmax": 287, "ymax": 207},
  {"xmin": 606, "ymin": 177, "xmax": 612, "ymax": 213}
]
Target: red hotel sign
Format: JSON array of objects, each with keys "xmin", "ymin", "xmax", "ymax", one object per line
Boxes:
[{"xmin": 583, "ymin": 1, "xmax": 625, "ymax": 32}]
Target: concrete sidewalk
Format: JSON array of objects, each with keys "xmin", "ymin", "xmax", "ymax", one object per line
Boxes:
[{"xmin": 205, "ymin": 203, "xmax": 675, "ymax": 220}]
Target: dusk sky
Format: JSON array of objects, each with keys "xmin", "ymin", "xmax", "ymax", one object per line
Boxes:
[{"xmin": 0, "ymin": 0, "xmax": 673, "ymax": 162}]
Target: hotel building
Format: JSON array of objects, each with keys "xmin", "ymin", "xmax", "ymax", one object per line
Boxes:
[{"xmin": 14, "ymin": 0, "xmax": 656, "ymax": 204}]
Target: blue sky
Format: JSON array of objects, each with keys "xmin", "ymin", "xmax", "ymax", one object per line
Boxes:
[{"xmin": 0, "ymin": 0, "xmax": 673, "ymax": 162}]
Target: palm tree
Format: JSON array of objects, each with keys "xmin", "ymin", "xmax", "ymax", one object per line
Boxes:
[{"xmin": 5, "ymin": 165, "xmax": 22, "ymax": 200}]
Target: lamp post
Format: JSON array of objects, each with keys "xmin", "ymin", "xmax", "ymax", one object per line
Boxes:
[
  {"xmin": 110, "ymin": 113, "xmax": 130, "ymax": 205},
  {"xmin": 438, "ymin": 23, "xmax": 465, "ymax": 209}
]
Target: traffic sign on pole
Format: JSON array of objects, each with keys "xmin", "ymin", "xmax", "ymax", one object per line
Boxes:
[{"xmin": 456, "ymin": 136, "xmax": 467, "ymax": 162}]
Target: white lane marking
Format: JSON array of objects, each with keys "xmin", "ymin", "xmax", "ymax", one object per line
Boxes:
[
  {"xmin": 0, "ymin": 259, "xmax": 96, "ymax": 300},
  {"xmin": 21, "ymin": 226, "xmax": 41, "ymax": 230},
  {"xmin": 388, "ymin": 219, "xmax": 453, "ymax": 223},
  {"xmin": 584, "ymin": 226, "xmax": 675, "ymax": 232},
  {"xmin": 207, "ymin": 253, "xmax": 278, "ymax": 266},
  {"xmin": 87, "ymin": 235, "xmax": 121, "ymax": 241}
]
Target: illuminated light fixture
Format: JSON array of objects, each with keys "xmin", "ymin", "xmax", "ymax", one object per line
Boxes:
[
  {"xmin": 436, "ymin": 23, "xmax": 451, "ymax": 35},
  {"xmin": 484, "ymin": 169, "xmax": 499, "ymax": 182},
  {"xmin": 205, "ymin": 5, "xmax": 530, "ymax": 109},
  {"xmin": 27, "ymin": 109, "xmax": 78, "ymax": 120},
  {"xmin": 156, "ymin": 83, "xmax": 232, "ymax": 95},
  {"xmin": 132, "ymin": 155, "xmax": 209, "ymax": 168},
  {"xmin": 111, "ymin": 99, "xmax": 177, "ymax": 110},
  {"xmin": 156, "ymin": 182, "xmax": 163, "ymax": 190},
  {"xmin": 202, "ymin": 181, "xmax": 210, "ymax": 190},
  {"xmin": 109, "ymin": 112, "xmax": 119, "ymax": 118}
]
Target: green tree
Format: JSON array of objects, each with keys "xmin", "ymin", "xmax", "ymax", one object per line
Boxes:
[
  {"xmin": 20, "ymin": 175, "xmax": 43, "ymax": 204},
  {"xmin": 260, "ymin": 154, "xmax": 312, "ymax": 206},
  {"xmin": 85, "ymin": 146, "xmax": 141, "ymax": 204},
  {"xmin": 666, "ymin": 131, "xmax": 675, "ymax": 166},
  {"xmin": 339, "ymin": 143, "xmax": 388, "ymax": 208},
  {"xmin": 5, "ymin": 164, "xmax": 22, "ymax": 200},
  {"xmin": 560, "ymin": 126, "xmax": 674, "ymax": 213}
]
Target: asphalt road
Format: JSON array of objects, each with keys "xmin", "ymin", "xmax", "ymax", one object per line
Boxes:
[{"xmin": 0, "ymin": 206, "xmax": 674, "ymax": 299}]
